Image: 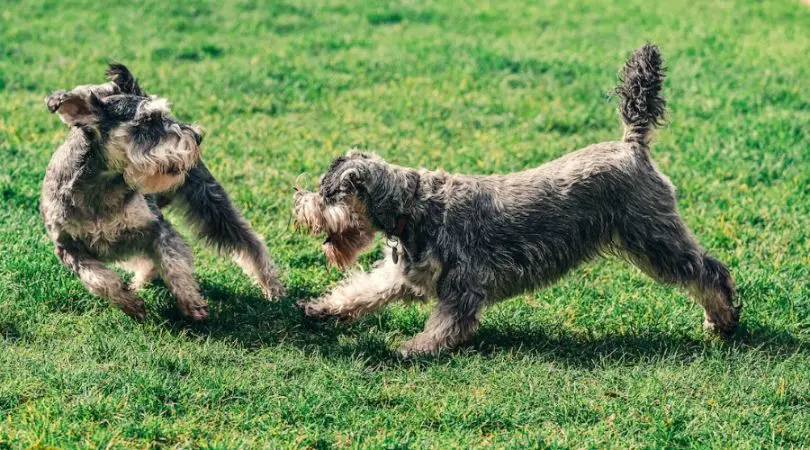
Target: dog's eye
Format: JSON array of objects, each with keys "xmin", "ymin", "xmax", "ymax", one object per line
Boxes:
[
  {"xmin": 144, "ymin": 116, "xmax": 166, "ymax": 133},
  {"xmin": 131, "ymin": 115, "xmax": 168, "ymax": 148}
]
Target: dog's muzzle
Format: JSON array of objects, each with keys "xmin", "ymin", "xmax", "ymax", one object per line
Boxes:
[{"xmin": 293, "ymin": 190, "xmax": 375, "ymax": 268}]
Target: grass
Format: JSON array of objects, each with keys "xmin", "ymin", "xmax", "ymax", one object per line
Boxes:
[{"xmin": 1, "ymin": 0, "xmax": 810, "ymax": 447}]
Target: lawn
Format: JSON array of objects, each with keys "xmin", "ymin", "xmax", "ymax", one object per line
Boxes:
[{"xmin": 1, "ymin": 0, "xmax": 810, "ymax": 447}]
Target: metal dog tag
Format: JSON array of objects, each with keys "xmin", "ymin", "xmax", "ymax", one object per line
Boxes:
[{"xmin": 387, "ymin": 237, "xmax": 400, "ymax": 264}]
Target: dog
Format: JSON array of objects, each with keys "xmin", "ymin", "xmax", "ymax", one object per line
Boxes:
[
  {"xmin": 294, "ymin": 45, "xmax": 741, "ymax": 355},
  {"xmin": 41, "ymin": 64, "xmax": 285, "ymax": 320}
]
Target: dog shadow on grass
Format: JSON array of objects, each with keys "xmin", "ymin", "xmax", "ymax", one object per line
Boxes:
[{"xmin": 159, "ymin": 281, "xmax": 808, "ymax": 370}]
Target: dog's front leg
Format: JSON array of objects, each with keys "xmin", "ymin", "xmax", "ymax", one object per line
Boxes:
[
  {"xmin": 151, "ymin": 222, "xmax": 208, "ymax": 321},
  {"xmin": 55, "ymin": 240, "xmax": 146, "ymax": 320},
  {"xmin": 302, "ymin": 258, "xmax": 410, "ymax": 319},
  {"xmin": 400, "ymin": 276, "xmax": 484, "ymax": 356},
  {"xmin": 171, "ymin": 164, "xmax": 285, "ymax": 300}
]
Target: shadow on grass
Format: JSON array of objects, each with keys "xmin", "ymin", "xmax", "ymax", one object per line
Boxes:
[
  {"xmin": 470, "ymin": 322, "xmax": 807, "ymax": 365},
  {"xmin": 159, "ymin": 281, "xmax": 808, "ymax": 369}
]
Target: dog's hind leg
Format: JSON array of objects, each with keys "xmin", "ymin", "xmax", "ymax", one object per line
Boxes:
[
  {"xmin": 302, "ymin": 257, "xmax": 411, "ymax": 319},
  {"xmin": 151, "ymin": 222, "xmax": 208, "ymax": 321},
  {"xmin": 168, "ymin": 163, "xmax": 285, "ymax": 299},
  {"xmin": 619, "ymin": 209, "xmax": 740, "ymax": 333},
  {"xmin": 400, "ymin": 268, "xmax": 484, "ymax": 356},
  {"xmin": 55, "ymin": 240, "xmax": 146, "ymax": 320}
]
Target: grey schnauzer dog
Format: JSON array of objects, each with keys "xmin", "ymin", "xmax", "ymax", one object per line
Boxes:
[
  {"xmin": 294, "ymin": 45, "xmax": 741, "ymax": 355},
  {"xmin": 41, "ymin": 64, "xmax": 284, "ymax": 320}
]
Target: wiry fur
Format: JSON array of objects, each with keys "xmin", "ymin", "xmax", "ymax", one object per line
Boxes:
[
  {"xmin": 615, "ymin": 44, "xmax": 666, "ymax": 145},
  {"xmin": 41, "ymin": 64, "xmax": 284, "ymax": 320},
  {"xmin": 293, "ymin": 192, "xmax": 375, "ymax": 268},
  {"xmin": 295, "ymin": 45, "xmax": 740, "ymax": 355}
]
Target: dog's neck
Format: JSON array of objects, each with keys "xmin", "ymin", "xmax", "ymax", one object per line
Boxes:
[
  {"xmin": 371, "ymin": 170, "xmax": 419, "ymax": 265},
  {"xmin": 361, "ymin": 165, "xmax": 420, "ymax": 239},
  {"xmin": 388, "ymin": 173, "xmax": 420, "ymax": 239}
]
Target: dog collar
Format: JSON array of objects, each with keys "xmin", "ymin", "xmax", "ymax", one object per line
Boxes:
[{"xmin": 386, "ymin": 174, "xmax": 420, "ymax": 264}]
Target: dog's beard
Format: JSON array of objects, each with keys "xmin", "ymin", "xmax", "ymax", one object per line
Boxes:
[
  {"xmin": 129, "ymin": 171, "xmax": 186, "ymax": 194},
  {"xmin": 323, "ymin": 225, "xmax": 375, "ymax": 268},
  {"xmin": 123, "ymin": 160, "xmax": 188, "ymax": 194},
  {"xmin": 294, "ymin": 191, "xmax": 375, "ymax": 268},
  {"xmin": 110, "ymin": 129, "xmax": 200, "ymax": 194}
]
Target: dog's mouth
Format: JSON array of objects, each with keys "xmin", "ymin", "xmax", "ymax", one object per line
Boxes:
[
  {"xmin": 124, "ymin": 159, "xmax": 189, "ymax": 194},
  {"xmin": 134, "ymin": 171, "xmax": 186, "ymax": 194},
  {"xmin": 321, "ymin": 225, "xmax": 375, "ymax": 269}
]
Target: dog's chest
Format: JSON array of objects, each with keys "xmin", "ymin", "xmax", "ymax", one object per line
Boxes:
[
  {"xmin": 405, "ymin": 256, "xmax": 442, "ymax": 297},
  {"xmin": 62, "ymin": 195, "xmax": 157, "ymax": 252}
]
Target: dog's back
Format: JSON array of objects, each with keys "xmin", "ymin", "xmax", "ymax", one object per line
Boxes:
[{"xmin": 427, "ymin": 45, "xmax": 671, "ymax": 297}]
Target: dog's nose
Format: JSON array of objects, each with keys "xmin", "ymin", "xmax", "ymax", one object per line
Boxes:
[
  {"xmin": 192, "ymin": 126, "xmax": 204, "ymax": 145},
  {"xmin": 182, "ymin": 125, "xmax": 203, "ymax": 145}
]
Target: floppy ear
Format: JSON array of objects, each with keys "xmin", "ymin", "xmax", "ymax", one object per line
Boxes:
[
  {"xmin": 106, "ymin": 63, "xmax": 146, "ymax": 96},
  {"xmin": 45, "ymin": 91, "xmax": 102, "ymax": 127},
  {"xmin": 45, "ymin": 90, "xmax": 71, "ymax": 113},
  {"xmin": 346, "ymin": 149, "xmax": 376, "ymax": 160},
  {"xmin": 338, "ymin": 167, "xmax": 365, "ymax": 193},
  {"xmin": 320, "ymin": 157, "xmax": 370, "ymax": 201}
]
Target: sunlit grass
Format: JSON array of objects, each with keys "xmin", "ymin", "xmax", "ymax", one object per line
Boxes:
[{"xmin": 1, "ymin": 0, "xmax": 809, "ymax": 447}]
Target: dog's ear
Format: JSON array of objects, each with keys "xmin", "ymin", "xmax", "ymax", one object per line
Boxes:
[
  {"xmin": 45, "ymin": 90, "xmax": 71, "ymax": 114},
  {"xmin": 45, "ymin": 91, "xmax": 102, "ymax": 127},
  {"xmin": 320, "ymin": 157, "xmax": 369, "ymax": 201},
  {"xmin": 338, "ymin": 167, "xmax": 365, "ymax": 192},
  {"xmin": 106, "ymin": 63, "xmax": 146, "ymax": 96},
  {"xmin": 346, "ymin": 149, "xmax": 377, "ymax": 160}
]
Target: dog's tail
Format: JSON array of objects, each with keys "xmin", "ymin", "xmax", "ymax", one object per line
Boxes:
[{"xmin": 614, "ymin": 44, "xmax": 666, "ymax": 146}]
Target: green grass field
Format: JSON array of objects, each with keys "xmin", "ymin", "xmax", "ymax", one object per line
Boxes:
[{"xmin": 2, "ymin": 0, "xmax": 810, "ymax": 447}]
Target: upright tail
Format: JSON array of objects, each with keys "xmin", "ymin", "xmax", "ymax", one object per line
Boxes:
[{"xmin": 615, "ymin": 44, "xmax": 666, "ymax": 146}]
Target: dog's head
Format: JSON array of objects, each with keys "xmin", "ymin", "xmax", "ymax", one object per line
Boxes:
[
  {"xmin": 293, "ymin": 151, "xmax": 386, "ymax": 268},
  {"xmin": 293, "ymin": 150, "xmax": 419, "ymax": 268},
  {"xmin": 293, "ymin": 189, "xmax": 375, "ymax": 269},
  {"xmin": 45, "ymin": 64, "xmax": 203, "ymax": 194}
]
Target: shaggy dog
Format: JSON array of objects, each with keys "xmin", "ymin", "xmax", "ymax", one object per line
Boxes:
[
  {"xmin": 41, "ymin": 65, "xmax": 284, "ymax": 320},
  {"xmin": 294, "ymin": 45, "xmax": 741, "ymax": 355}
]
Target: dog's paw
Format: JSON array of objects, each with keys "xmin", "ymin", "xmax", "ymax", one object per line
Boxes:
[
  {"xmin": 262, "ymin": 281, "xmax": 286, "ymax": 301},
  {"xmin": 703, "ymin": 305, "xmax": 740, "ymax": 335},
  {"xmin": 298, "ymin": 300, "xmax": 332, "ymax": 319},
  {"xmin": 298, "ymin": 299, "xmax": 353, "ymax": 320},
  {"xmin": 177, "ymin": 300, "xmax": 209, "ymax": 322},
  {"xmin": 399, "ymin": 335, "xmax": 442, "ymax": 358},
  {"xmin": 118, "ymin": 296, "xmax": 147, "ymax": 321}
]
